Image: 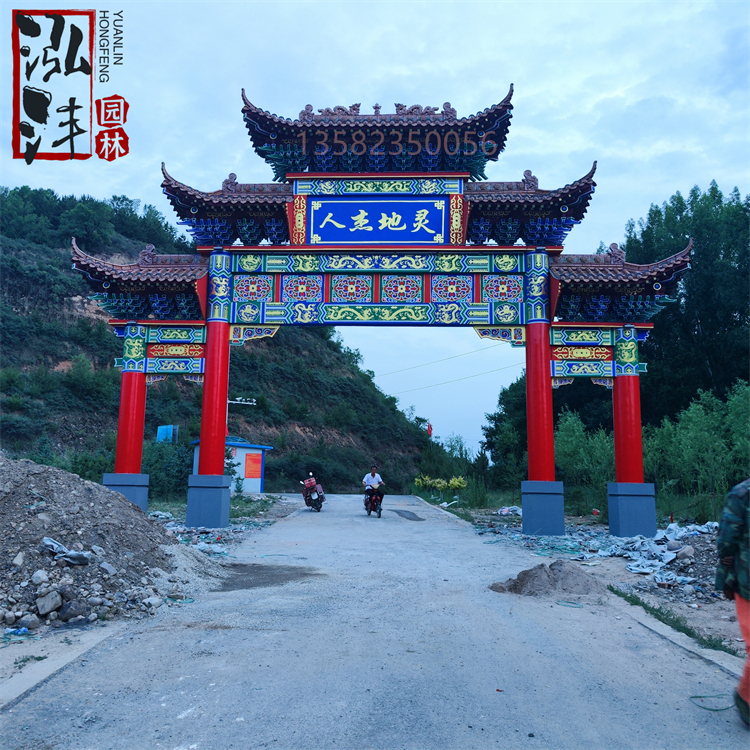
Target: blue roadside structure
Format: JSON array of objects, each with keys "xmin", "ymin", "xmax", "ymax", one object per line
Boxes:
[{"xmin": 191, "ymin": 436, "xmax": 272, "ymax": 494}]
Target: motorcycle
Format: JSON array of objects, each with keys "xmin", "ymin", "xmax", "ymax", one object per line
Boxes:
[
  {"xmin": 300, "ymin": 472, "xmax": 325, "ymax": 512},
  {"xmin": 364, "ymin": 485, "xmax": 383, "ymax": 518}
]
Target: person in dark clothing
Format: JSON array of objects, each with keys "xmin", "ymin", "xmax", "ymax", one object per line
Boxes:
[{"xmin": 715, "ymin": 478, "xmax": 750, "ymax": 727}]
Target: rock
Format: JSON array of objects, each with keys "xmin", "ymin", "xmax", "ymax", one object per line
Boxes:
[
  {"xmin": 88, "ymin": 613, "xmax": 98, "ymax": 623},
  {"xmin": 12, "ymin": 552, "xmax": 24, "ymax": 566},
  {"xmin": 91, "ymin": 545, "xmax": 105, "ymax": 557},
  {"xmin": 681, "ymin": 585, "xmax": 695, "ymax": 596},
  {"xmin": 16, "ymin": 613, "xmax": 41, "ymax": 630},
  {"xmin": 100, "ymin": 562, "xmax": 117, "ymax": 576},
  {"xmin": 36, "ymin": 590, "xmax": 63, "ymax": 616},
  {"xmin": 88, "ymin": 597, "xmax": 103, "ymax": 606},
  {"xmin": 143, "ymin": 596, "xmax": 163, "ymax": 609},
  {"xmin": 59, "ymin": 600, "xmax": 89, "ymax": 622},
  {"xmin": 58, "ymin": 585, "xmax": 76, "ymax": 602},
  {"xmin": 31, "ymin": 569, "xmax": 50, "ymax": 585},
  {"xmin": 4, "ymin": 611, "xmax": 16, "ymax": 626},
  {"xmin": 49, "ymin": 611, "xmax": 58, "ymax": 621},
  {"xmin": 666, "ymin": 540, "xmax": 682, "ymax": 551},
  {"xmin": 676, "ymin": 546, "xmax": 695, "ymax": 560},
  {"xmin": 37, "ymin": 512, "xmax": 52, "ymax": 523}
]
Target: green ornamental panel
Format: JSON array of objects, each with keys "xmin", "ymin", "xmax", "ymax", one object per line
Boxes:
[
  {"xmin": 551, "ymin": 328, "xmax": 615, "ymax": 346},
  {"xmin": 230, "ymin": 253, "xmax": 521, "ymax": 275}
]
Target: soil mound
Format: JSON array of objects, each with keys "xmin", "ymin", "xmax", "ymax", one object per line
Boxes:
[
  {"xmin": 0, "ymin": 453, "xmax": 182, "ymax": 629},
  {"xmin": 490, "ymin": 559, "xmax": 607, "ymax": 596}
]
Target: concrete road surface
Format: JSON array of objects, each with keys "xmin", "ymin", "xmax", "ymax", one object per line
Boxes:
[{"xmin": 2, "ymin": 494, "xmax": 747, "ymax": 750}]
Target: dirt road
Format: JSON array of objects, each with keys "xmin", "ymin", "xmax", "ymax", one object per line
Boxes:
[{"xmin": 1, "ymin": 494, "xmax": 746, "ymax": 749}]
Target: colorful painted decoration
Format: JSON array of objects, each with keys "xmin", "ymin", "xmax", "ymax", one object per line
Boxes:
[
  {"xmin": 282, "ymin": 275, "xmax": 323, "ymax": 302},
  {"xmin": 229, "ymin": 326, "xmax": 279, "ymax": 345},
  {"xmin": 551, "ymin": 346, "xmax": 612, "ymax": 361},
  {"xmin": 432, "ymin": 275, "xmax": 472, "ymax": 302},
  {"xmin": 331, "ymin": 275, "xmax": 373, "ymax": 303},
  {"xmin": 233, "ymin": 275, "xmax": 273, "ymax": 301},
  {"xmin": 474, "ymin": 326, "xmax": 526, "ymax": 346},
  {"xmin": 482, "ymin": 275, "xmax": 523, "ymax": 302},
  {"xmin": 147, "ymin": 344, "xmax": 204, "ymax": 358},
  {"xmin": 551, "ymin": 327, "xmax": 615, "ymax": 346},
  {"xmin": 551, "ymin": 378, "xmax": 575, "ymax": 389},
  {"xmin": 591, "ymin": 378, "xmax": 614, "ymax": 388},
  {"xmin": 551, "ymin": 361, "xmax": 615, "ymax": 377},
  {"xmin": 308, "ymin": 197, "xmax": 448, "ymax": 245},
  {"xmin": 295, "ymin": 178, "xmax": 462, "ymax": 196},
  {"xmin": 381, "ymin": 275, "xmax": 422, "ymax": 303}
]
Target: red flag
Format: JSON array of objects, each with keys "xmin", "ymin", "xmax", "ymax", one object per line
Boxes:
[{"xmin": 427, "ymin": 422, "xmax": 433, "ymax": 437}]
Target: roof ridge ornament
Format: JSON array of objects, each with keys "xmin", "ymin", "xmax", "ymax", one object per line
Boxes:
[
  {"xmin": 609, "ymin": 242, "xmax": 626, "ymax": 265},
  {"xmin": 139, "ymin": 244, "xmax": 156, "ymax": 265},
  {"xmin": 222, "ymin": 173, "xmax": 238, "ymax": 193},
  {"xmin": 394, "ymin": 103, "xmax": 439, "ymax": 116}
]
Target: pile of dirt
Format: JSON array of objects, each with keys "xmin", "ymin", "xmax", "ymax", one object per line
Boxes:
[
  {"xmin": 490, "ymin": 559, "xmax": 607, "ymax": 597},
  {"xmin": 0, "ymin": 453, "xmax": 197, "ymax": 630}
]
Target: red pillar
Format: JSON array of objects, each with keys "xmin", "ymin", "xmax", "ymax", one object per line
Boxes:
[
  {"xmin": 114, "ymin": 371, "xmax": 147, "ymax": 473},
  {"xmin": 613, "ymin": 375, "xmax": 644, "ymax": 483},
  {"xmin": 526, "ymin": 321, "xmax": 555, "ymax": 481},
  {"xmin": 198, "ymin": 319, "xmax": 230, "ymax": 475}
]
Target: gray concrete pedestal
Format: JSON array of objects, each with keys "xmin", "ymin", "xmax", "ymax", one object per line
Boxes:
[
  {"xmin": 607, "ymin": 482, "xmax": 656, "ymax": 537},
  {"xmin": 521, "ymin": 480, "xmax": 565, "ymax": 536},
  {"xmin": 102, "ymin": 473, "xmax": 149, "ymax": 512},
  {"xmin": 186, "ymin": 474, "xmax": 231, "ymax": 528}
]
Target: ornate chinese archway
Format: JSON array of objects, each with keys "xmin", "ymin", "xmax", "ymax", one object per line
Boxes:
[{"xmin": 73, "ymin": 87, "xmax": 690, "ymax": 533}]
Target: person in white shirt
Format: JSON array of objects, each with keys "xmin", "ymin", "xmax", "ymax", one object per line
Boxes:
[{"xmin": 362, "ymin": 465, "xmax": 385, "ymax": 505}]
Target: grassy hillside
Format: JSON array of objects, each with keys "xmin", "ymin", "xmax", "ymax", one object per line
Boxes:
[{"xmin": 0, "ymin": 188, "xmax": 442, "ymax": 495}]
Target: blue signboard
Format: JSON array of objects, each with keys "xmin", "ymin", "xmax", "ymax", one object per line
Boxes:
[{"xmin": 308, "ymin": 196, "xmax": 449, "ymax": 245}]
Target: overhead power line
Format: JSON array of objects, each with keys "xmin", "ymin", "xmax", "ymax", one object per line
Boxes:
[
  {"xmin": 375, "ymin": 343, "xmax": 504, "ymax": 377},
  {"xmin": 391, "ymin": 362, "xmax": 524, "ymax": 395}
]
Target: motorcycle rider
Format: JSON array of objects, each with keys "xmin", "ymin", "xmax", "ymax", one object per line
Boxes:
[{"xmin": 363, "ymin": 465, "xmax": 385, "ymax": 507}]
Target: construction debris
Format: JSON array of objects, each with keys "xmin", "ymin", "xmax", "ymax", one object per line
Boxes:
[
  {"xmin": 490, "ymin": 560, "xmax": 607, "ymax": 596},
  {"xmin": 0, "ymin": 453, "xmax": 223, "ymax": 631}
]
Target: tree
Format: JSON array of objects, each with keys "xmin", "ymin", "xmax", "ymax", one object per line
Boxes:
[
  {"xmin": 622, "ymin": 182, "xmax": 749, "ymax": 423},
  {"xmin": 481, "ymin": 375, "xmax": 527, "ymax": 488},
  {"xmin": 58, "ymin": 199, "xmax": 115, "ymax": 251}
]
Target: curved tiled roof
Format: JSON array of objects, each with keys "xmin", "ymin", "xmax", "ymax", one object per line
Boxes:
[
  {"xmin": 71, "ymin": 240, "xmax": 208, "ymax": 283},
  {"xmin": 551, "ymin": 240, "xmax": 692, "ymax": 286},
  {"xmin": 161, "ymin": 164, "xmax": 292, "ymax": 207},
  {"xmin": 240, "ymin": 86, "xmax": 514, "ymax": 129},
  {"xmin": 465, "ymin": 162, "xmax": 597, "ymax": 203}
]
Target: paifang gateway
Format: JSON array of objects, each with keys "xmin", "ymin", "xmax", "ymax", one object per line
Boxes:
[{"xmin": 72, "ymin": 86, "xmax": 691, "ymax": 534}]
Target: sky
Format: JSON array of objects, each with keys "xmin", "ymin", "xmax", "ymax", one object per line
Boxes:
[{"xmin": 2, "ymin": 1, "xmax": 749, "ymax": 453}]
